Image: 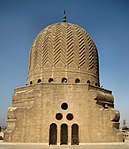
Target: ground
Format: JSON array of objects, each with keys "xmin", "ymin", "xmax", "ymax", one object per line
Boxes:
[{"xmin": 0, "ymin": 143, "xmax": 129, "ymax": 149}]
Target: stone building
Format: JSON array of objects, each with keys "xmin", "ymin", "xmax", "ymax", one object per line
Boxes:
[
  {"xmin": 122, "ymin": 120, "xmax": 129, "ymax": 142},
  {"xmin": 4, "ymin": 18, "xmax": 123, "ymax": 144},
  {"xmin": 0, "ymin": 127, "xmax": 4, "ymax": 142}
]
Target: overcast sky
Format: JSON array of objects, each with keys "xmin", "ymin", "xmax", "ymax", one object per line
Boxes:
[{"xmin": 0, "ymin": 0, "xmax": 129, "ymax": 127}]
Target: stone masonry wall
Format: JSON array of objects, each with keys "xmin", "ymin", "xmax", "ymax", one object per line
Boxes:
[{"xmin": 4, "ymin": 83, "xmax": 123, "ymax": 143}]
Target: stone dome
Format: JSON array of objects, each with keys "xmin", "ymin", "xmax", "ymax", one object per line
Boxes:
[{"xmin": 27, "ymin": 22, "xmax": 99, "ymax": 86}]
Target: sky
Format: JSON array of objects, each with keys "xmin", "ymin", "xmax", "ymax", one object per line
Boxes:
[{"xmin": 0, "ymin": 0, "xmax": 129, "ymax": 127}]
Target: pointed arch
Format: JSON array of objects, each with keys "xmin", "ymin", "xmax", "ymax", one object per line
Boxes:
[
  {"xmin": 49, "ymin": 123, "xmax": 57, "ymax": 145},
  {"xmin": 75, "ymin": 78, "xmax": 80, "ymax": 83},
  {"xmin": 71, "ymin": 124, "xmax": 79, "ymax": 145},
  {"xmin": 60, "ymin": 124, "xmax": 68, "ymax": 145}
]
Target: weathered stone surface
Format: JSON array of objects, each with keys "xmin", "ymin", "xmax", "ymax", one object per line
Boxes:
[
  {"xmin": 4, "ymin": 22, "xmax": 123, "ymax": 144},
  {"xmin": 4, "ymin": 84, "xmax": 122, "ymax": 143}
]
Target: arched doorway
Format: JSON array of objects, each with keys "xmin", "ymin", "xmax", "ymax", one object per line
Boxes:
[
  {"xmin": 49, "ymin": 123, "xmax": 57, "ymax": 145},
  {"xmin": 71, "ymin": 124, "xmax": 79, "ymax": 145},
  {"xmin": 60, "ymin": 124, "xmax": 68, "ymax": 145}
]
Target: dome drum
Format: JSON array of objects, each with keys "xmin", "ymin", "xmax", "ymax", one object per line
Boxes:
[{"xmin": 27, "ymin": 69, "xmax": 99, "ymax": 86}]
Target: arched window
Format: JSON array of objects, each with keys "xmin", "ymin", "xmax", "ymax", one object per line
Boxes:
[
  {"xmin": 75, "ymin": 78, "xmax": 80, "ymax": 83},
  {"xmin": 30, "ymin": 81, "xmax": 33, "ymax": 85},
  {"xmin": 49, "ymin": 78, "xmax": 54, "ymax": 83},
  {"xmin": 60, "ymin": 124, "xmax": 68, "ymax": 145},
  {"xmin": 87, "ymin": 80, "xmax": 90, "ymax": 84},
  {"xmin": 71, "ymin": 124, "xmax": 79, "ymax": 145},
  {"xmin": 49, "ymin": 123, "xmax": 57, "ymax": 145},
  {"xmin": 62, "ymin": 78, "xmax": 67, "ymax": 83},
  {"xmin": 37, "ymin": 79, "xmax": 41, "ymax": 83},
  {"xmin": 95, "ymin": 83, "xmax": 98, "ymax": 86}
]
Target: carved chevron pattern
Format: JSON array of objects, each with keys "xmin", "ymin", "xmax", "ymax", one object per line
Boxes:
[
  {"xmin": 53, "ymin": 25, "xmax": 62, "ymax": 65},
  {"xmin": 53, "ymin": 24, "xmax": 67, "ymax": 66},
  {"xmin": 29, "ymin": 22, "xmax": 99, "ymax": 75},
  {"xmin": 87, "ymin": 34, "xmax": 99, "ymax": 74},
  {"xmin": 87, "ymin": 34, "xmax": 95, "ymax": 70},
  {"xmin": 36, "ymin": 35, "xmax": 43, "ymax": 68},
  {"xmin": 66, "ymin": 25, "xmax": 74, "ymax": 65},
  {"xmin": 41, "ymin": 29, "xmax": 53, "ymax": 67},
  {"xmin": 76, "ymin": 27, "xmax": 86, "ymax": 68},
  {"xmin": 94, "ymin": 46, "xmax": 99, "ymax": 75},
  {"xmin": 30, "ymin": 38, "xmax": 39, "ymax": 70},
  {"xmin": 67, "ymin": 25, "xmax": 79, "ymax": 67}
]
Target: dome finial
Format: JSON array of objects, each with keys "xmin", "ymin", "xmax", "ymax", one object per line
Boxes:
[{"xmin": 63, "ymin": 10, "xmax": 66, "ymax": 22}]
